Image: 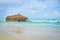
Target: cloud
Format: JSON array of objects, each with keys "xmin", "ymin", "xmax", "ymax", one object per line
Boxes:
[
  {"xmin": 53, "ymin": 11, "xmax": 59, "ymax": 16},
  {"xmin": 31, "ymin": 10, "xmax": 37, "ymax": 13},
  {"xmin": 30, "ymin": 3, "xmax": 34, "ymax": 9},
  {"xmin": 23, "ymin": 8, "xmax": 26, "ymax": 12},
  {"xmin": 0, "ymin": 0, "xmax": 15, "ymax": 3},
  {"xmin": 37, "ymin": 0, "xmax": 46, "ymax": 1},
  {"xmin": 16, "ymin": 0, "xmax": 23, "ymax": 6},
  {"xmin": 0, "ymin": 0, "xmax": 60, "ymax": 20},
  {"xmin": 17, "ymin": 1, "xmax": 22, "ymax": 4},
  {"xmin": 44, "ymin": 14, "xmax": 48, "ymax": 17},
  {"xmin": 42, "ymin": 4, "xmax": 47, "ymax": 9}
]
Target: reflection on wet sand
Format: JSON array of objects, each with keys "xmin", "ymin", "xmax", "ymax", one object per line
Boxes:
[
  {"xmin": 0, "ymin": 35, "xmax": 33, "ymax": 40},
  {"xmin": 0, "ymin": 24, "xmax": 60, "ymax": 40},
  {"xmin": 0, "ymin": 34, "xmax": 47, "ymax": 40},
  {"xmin": 9, "ymin": 27, "xmax": 22, "ymax": 34}
]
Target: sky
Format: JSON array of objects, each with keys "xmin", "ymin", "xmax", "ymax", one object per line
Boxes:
[{"xmin": 0, "ymin": 0, "xmax": 60, "ymax": 20}]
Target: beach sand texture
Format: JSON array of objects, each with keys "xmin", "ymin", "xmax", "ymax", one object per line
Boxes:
[{"xmin": 0, "ymin": 23, "xmax": 60, "ymax": 40}]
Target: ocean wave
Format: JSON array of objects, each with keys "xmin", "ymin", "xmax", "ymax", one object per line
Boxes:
[
  {"xmin": 29, "ymin": 20, "xmax": 60, "ymax": 22},
  {"xmin": 0, "ymin": 20, "xmax": 60, "ymax": 23}
]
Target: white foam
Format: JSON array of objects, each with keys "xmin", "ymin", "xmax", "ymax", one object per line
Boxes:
[{"xmin": 30, "ymin": 20, "xmax": 60, "ymax": 22}]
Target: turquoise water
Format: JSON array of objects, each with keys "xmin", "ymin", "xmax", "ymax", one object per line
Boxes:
[{"xmin": 0, "ymin": 20, "xmax": 60, "ymax": 40}]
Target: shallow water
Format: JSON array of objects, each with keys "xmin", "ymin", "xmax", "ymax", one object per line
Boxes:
[{"xmin": 0, "ymin": 21, "xmax": 60, "ymax": 40}]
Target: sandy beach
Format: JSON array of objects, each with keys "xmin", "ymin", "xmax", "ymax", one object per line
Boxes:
[{"xmin": 0, "ymin": 23, "xmax": 60, "ymax": 40}]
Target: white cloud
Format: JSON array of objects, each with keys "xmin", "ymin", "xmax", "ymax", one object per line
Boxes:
[
  {"xmin": 31, "ymin": 10, "xmax": 37, "ymax": 13},
  {"xmin": 0, "ymin": 0, "xmax": 7, "ymax": 1},
  {"xmin": 0, "ymin": 0, "xmax": 22, "ymax": 4},
  {"xmin": 42, "ymin": 5, "xmax": 47, "ymax": 9},
  {"xmin": 17, "ymin": 0, "xmax": 23, "ymax": 5},
  {"xmin": 30, "ymin": 3, "xmax": 34, "ymax": 9},
  {"xmin": 53, "ymin": 11, "xmax": 59, "ymax": 16},
  {"xmin": 0, "ymin": 0, "xmax": 14, "ymax": 3},
  {"xmin": 44, "ymin": 14, "xmax": 48, "ymax": 17},
  {"xmin": 23, "ymin": 8, "xmax": 26, "ymax": 12}
]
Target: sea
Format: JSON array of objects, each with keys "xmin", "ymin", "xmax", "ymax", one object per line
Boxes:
[{"xmin": 0, "ymin": 20, "xmax": 60, "ymax": 40}]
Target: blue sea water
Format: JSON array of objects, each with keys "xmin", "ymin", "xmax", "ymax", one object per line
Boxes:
[{"xmin": 0, "ymin": 20, "xmax": 60, "ymax": 40}]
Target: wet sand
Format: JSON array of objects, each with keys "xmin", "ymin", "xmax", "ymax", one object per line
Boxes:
[{"xmin": 0, "ymin": 24, "xmax": 60, "ymax": 40}]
